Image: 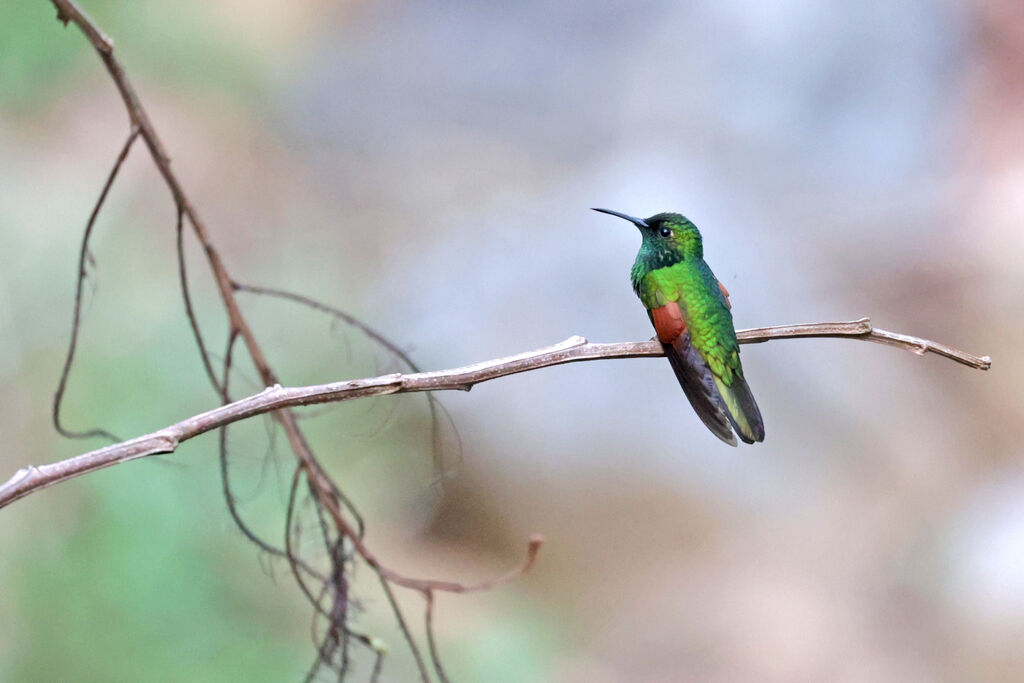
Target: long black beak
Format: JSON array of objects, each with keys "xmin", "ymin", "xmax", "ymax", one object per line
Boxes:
[{"xmin": 591, "ymin": 207, "xmax": 648, "ymax": 228}]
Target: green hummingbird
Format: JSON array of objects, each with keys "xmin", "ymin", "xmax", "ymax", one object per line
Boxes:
[{"xmin": 593, "ymin": 208, "xmax": 764, "ymax": 446}]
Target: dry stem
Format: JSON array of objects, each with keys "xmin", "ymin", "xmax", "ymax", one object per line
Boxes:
[{"xmin": 1, "ymin": 317, "xmax": 989, "ymax": 509}]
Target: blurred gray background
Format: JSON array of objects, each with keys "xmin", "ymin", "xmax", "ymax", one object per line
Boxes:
[{"xmin": 1, "ymin": 0, "xmax": 1022, "ymax": 680}]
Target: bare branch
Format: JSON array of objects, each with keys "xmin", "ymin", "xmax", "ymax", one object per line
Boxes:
[
  {"xmin": 232, "ymin": 281, "xmax": 460, "ymax": 484},
  {"xmin": 52, "ymin": 127, "xmax": 139, "ymax": 443},
  {"xmin": 3, "ymin": 318, "xmax": 989, "ymax": 509},
  {"xmin": 424, "ymin": 591, "xmax": 450, "ymax": 683},
  {"xmin": 737, "ymin": 318, "xmax": 992, "ymax": 368},
  {"xmin": 47, "ymin": 1, "xmax": 426, "ymax": 669},
  {"xmin": 177, "ymin": 208, "xmax": 223, "ymax": 395},
  {"xmin": 49, "ymin": 0, "xmax": 306, "ymax": 457},
  {"xmin": 378, "ymin": 573, "xmax": 431, "ymax": 683}
]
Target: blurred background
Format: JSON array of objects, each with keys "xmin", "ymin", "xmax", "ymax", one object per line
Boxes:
[{"xmin": 1, "ymin": 0, "xmax": 1022, "ymax": 680}]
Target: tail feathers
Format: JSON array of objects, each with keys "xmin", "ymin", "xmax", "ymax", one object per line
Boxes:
[
  {"xmin": 713, "ymin": 374, "xmax": 765, "ymax": 444},
  {"xmin": 666, "ymin": 336, "xmax": 737, "ymax": 446}
]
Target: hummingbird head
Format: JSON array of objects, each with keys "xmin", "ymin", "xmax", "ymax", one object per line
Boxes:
[{"xmin": 592, "ymin": 208, "xmax": 703, "ymax": 266}]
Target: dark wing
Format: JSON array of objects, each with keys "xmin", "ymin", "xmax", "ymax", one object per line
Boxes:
[
  {"xmin": 667, "ymin": 332, "xmax": 739, "ymax": 446},
  {"xmin": 650, "ymin": 303, "xmax": 737, "ymax": 446}
]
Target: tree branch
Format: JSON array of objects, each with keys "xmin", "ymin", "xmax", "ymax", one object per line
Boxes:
[
  {"xmin": 52, "ymin": 126, "xmax": 139, "ymax": 443},
  {"xmin": 1, "ymin": 317, "xmax": 989, "ymax": 509},
  {"xmin": 47, "ymin": 3, "xmax": 482, "ymax": 673}
]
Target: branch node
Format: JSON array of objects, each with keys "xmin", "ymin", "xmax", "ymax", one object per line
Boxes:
[
  {"xmin": 152, "ymin": 431, "xmax": 179, "ymax": 452},
  {"xmin": 8, "ymin": 466, "xmax": 36, "ymax": 487},
  {"xmin": 368, "ymin": 636, "xmax": 390, "ymax": 655}
]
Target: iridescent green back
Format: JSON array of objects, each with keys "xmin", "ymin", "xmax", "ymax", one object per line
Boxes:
[{"xmin": 637, "ymin": 262, "xmax": 741, "ymax": 386}]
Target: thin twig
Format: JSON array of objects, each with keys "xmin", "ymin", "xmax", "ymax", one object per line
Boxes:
[
  {"xmin": 218, "ymin": 330, "xmax": 327, "ymax": 581},
  {"xmin": 285, "ymin": 467, "xmax": 336, "ymax": 622},
  {"xmin": 424, "ymin": 591, "xmax": 450, "ymax": 683},
  {"xmin": 3, "ymin": 318, "xmax": 989, "ymax": 508},
  {"xmin": 48, "ymin": 2, "xmax": 417, "ymax": 672},
  {"xmin": 177, "ymin": 208, "xmax": 223, "ymax": 394},
  {"xmin": 233, "ymin": 282, "xmax": 460, "ymax": 483},
  {"xmin": 52, "ymin": 127, "xmax": 139, "ymax": 443},
  {"xmin": 378, "ymin": 574, "xmax": 431, "ymax": 683},
  {"xmin": 49, "ymin": 0, "xmax": 341, "ymax": 539},
  {"xmin": 737, "ymin": 318, "xmax": 992, "ymax": 368}
]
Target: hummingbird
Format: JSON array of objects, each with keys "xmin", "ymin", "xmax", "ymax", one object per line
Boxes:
[{"xmin": 593, "ymin": 208, "xmax": 764, "ymax": 446}]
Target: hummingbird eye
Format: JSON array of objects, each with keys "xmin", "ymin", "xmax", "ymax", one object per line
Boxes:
[{"xmin": 659, "ymin": 227, "xmax": 672, "ymax": 238}]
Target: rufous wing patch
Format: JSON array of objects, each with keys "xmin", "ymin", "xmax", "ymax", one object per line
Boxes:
[
  {"xmin": 651, "ymin": 301, "xmax": 686, "ymax": 343},
  {"xmin": 718, "ymin": 281, "xmax": 731, "ymax": 309}
]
